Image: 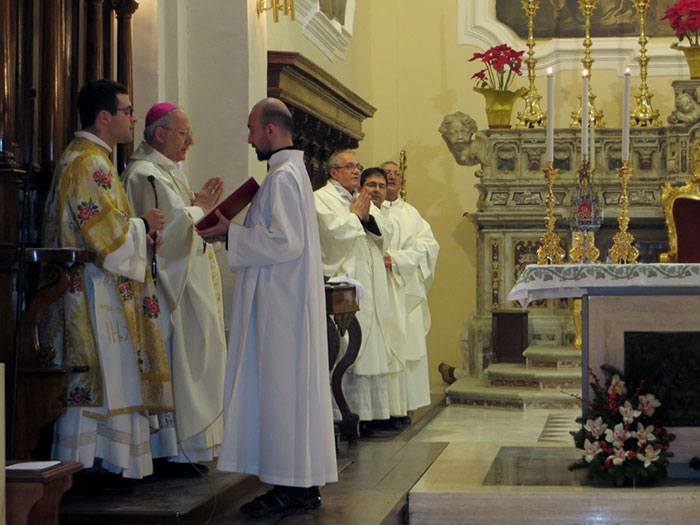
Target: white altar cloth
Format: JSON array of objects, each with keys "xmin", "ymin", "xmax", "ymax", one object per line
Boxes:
[{"xmin": 507, "ymin": 263, "xmax": 700, "ymax": 306}]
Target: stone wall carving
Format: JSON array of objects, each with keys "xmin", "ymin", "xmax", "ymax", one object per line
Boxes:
[{"xmin": 448, "ymin": 105, "xmax": 700, "ymax": 376}]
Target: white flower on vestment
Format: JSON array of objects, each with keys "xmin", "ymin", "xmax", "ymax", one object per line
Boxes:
[
  {"xmin": 636, "ymin": 444, "xmax": 660, "ymax": 468},
  {"xmin": 584, "ymin": 416, "xmax": 607, "ymax": 438},
  {"xmin": 638, "ymin": 393, "xmax": 661, "ymax": 417},
  {"xmin": 582, "ymin": 439, "xmax": 603, "ymax": 463},
  {"xmin": 605, "ymin": 422, "xmax": 628, "ymax": 448},
  {"xmin": 608, "ymin": 374, "xmax": 627, "ymax": 396},
  {"xmin": 619, "ymin": 400, "xmax": 641, "ymax": 424}
]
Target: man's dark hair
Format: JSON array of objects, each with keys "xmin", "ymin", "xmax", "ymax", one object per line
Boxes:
[
  {"xmin": 360, "ymin": 167, "xmax": 387, "ymax": 187},
  {"xmin": 77, "ymin": 79, "xmax": 128, "ymax": 128},
  {"xmin": 261, "ymin": 104, "xmax": 294, "ymax": 133}
]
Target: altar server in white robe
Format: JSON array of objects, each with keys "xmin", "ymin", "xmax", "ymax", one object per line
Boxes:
[
  {"xmin": 198, "ymin": 98, "xmax": 337, "ymax": 518},
  {"xmin": 314, "ymin": 152, "xmax": 404, "ymax": 422},
  {"xmin": 380, "ymin": 161, "xmax": 440, "ymax": 410},
  {"xmin": 121, "ymin": 103, "xmax": 226, "ymax": 469},
  {"xmin": 43, "ymin": 80, "xmax": 173, "ymax": 481}
]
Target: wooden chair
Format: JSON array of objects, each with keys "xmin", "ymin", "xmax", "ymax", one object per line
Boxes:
[
  {"xmin": 673, "ymin": 197, "xmax": 700, "ymax": 263},
  {"xmin": 660, "ymin": 143, "xmax": 700, "ymax": 262}
]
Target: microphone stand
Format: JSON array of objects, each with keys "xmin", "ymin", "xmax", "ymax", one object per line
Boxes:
[{"xmin": 147, "ymin": 175, "xmax": 158, "ymax": 286}]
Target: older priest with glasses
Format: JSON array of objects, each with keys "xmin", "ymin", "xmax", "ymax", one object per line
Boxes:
[
  {"xmin": 314, "ymin": 151, "xmax": 400, "ymax": 430},
  {"xmin": 121, "ymin": 103, "xmax": 227, "ymax": 474}
]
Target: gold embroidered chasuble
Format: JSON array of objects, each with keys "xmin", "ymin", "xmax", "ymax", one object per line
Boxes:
[{"xmin": 42, "ymin": 136, "xmax": 173, "ymax": 416}]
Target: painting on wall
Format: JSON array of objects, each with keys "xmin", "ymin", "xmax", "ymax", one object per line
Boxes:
[{"xmin": 496, "ymin": 0, "xmax": 676, "ymax": 39}]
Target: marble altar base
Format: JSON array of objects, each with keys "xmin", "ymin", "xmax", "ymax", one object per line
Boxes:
[
  {"xmin": 586, "ymin": 293, "xmax": 700, "ymax": 463},
  {"xmin": 410, "ymin": 442, "xmax": 700, "ymax": 524}
]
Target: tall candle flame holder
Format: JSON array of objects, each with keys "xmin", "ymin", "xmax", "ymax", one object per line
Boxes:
[
  {"xmin": 569, "ymin": 159, "xmax": 601, "ymax": 263},
  {"xmin": 608, "ymin": 161, "xmax": 639, "ymax": 264},
  {"xmin": 570, "ymin": 0, "xmax": 605, "ymax": 128},
  {"xmin": 537, "ymin": 163, "xmax": 566, "ymax": 264},
  {"xmin": 399, "ymin": 149, "xmax": 407, "ymax": 200},
  {"xmin": 516, "ymin": 0, "xmax": 546, "ymax": 128},
  {"xmin": 631, "ymin": 0, "xmax": 660, "ymax": 127}
]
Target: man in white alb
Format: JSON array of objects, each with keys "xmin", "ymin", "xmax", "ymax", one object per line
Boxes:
[
  {"xmin": 198, "ymin": 98, "xmax": 337, "ymax": 517},
  {"xmin": 380, "ymin": 161, "xmax": 439, "ymax": 410}
]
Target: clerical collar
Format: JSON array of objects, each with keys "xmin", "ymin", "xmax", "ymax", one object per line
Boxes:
[
  {"xmin": 269, "ymin": 145, "xmax": 299, "ymax": 157},
  {"xmin": 330, "ymin": 178, "xmax": 357, "ymax": 204},
  {"xmin": 382, "ymin": 196, "xmax": 403, "ymax": 209},
  {"xmin": 75, "ymin": 130, "xmax": 112, "ymax": 153}
]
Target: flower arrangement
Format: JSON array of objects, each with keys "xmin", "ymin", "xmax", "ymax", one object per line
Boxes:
[
  {"xmin": 569, "ymin": 364, "xmax": 675, "ymax": 487},
  {"xmin": 469, "ymin": 44, "xmax": 525, "ymax": 91},
  {"xmin": 662, "ymin": 0, "xmax": 700, "ymax": 46}
]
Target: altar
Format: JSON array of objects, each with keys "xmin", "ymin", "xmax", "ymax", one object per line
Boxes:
[{"xmin": 508, "ymin": 263, "xmax": 700, "ymax": 462}]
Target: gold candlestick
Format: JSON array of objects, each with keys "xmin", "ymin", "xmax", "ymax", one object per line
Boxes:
[
  {"xmin": 399, "ymin": 149, "xmax": 407, "ymax": 201},
  {"xmin": 608, "ymin": 161, "xmax": 639, "ymax": 264},
  {"xmin": 631, "ymin": 0, "xmax": 660, "ymax": 127},
  {"xmin": 537, "ymin": 163, "xmax": 566, "ymax": 264},
  {"xmin": 570, "ymin": 0, "xmax": 605, "ymax": 128},
  {"xmin": 516, "ymin": 0, "xmax": 546, "ymax": 128}
]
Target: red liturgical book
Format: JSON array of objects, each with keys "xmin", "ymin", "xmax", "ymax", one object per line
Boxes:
[{"xmin": 195, "ymin": 177, "xmax": 259, "ymax": 230}]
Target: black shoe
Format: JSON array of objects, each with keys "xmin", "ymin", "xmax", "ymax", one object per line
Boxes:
[
  {"xmin": 392, "ymin": 415, "xmax": 412, "ymax": 428},
  {"xmin": 438, "ymin": 362, "xmax": 457, "ymax": 384},
  {"xmin": 359, "ymin": 421, "xmax": 375, "ymax": 437},
  {"xmin": 240, "ymin": 486, "xmax": 314, "ymax": 517},
  {"xmin": 153, "ymin": 458, "xmax": 208, "ymax": 478},
  {"xmin": 308, "ymin": 486, "xmax": 321, "ymax": 509}
]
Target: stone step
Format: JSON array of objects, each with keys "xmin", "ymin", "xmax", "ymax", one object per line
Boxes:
[
  {"xmin": 445, "ymin": 376, "xmax": 582, "ymax": 410},
  {"xmin": 522, "ymin": 344, "xmax": 582, "ymax": 370},
  {"xmin": 485, "ymin": 363, "xmax": 581, "ymax": 391}
]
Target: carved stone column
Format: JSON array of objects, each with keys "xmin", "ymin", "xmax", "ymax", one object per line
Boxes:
[
  {"xmin": 112, "ymin": 0, "xmax": 138, "ymax": 172},
  {"xmin": 85, "ymin": 0, "xmax": 104, "ymax": 82}
]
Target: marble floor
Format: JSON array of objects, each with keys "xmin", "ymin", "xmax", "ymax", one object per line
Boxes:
[
  {"xmin": 413, "ymin": 405, "xmax": 580, "ymax": 445},
  {"xmin": 410, "ymin": 405, "xmax": 700, "ymax": 525}
]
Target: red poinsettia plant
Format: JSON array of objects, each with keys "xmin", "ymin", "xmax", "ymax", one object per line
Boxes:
[
  {"xmin": 662, "ymin": 0, "xmax": 700, "ymax": 46},
  {"xmin": 469, "ymin": 44, "xmax": 525, "ymax": 91}
]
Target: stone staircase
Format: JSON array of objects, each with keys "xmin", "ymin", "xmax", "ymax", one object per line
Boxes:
[{"xmin": 445, "ymin": 345, "xmax": 583, "ymax": 410}]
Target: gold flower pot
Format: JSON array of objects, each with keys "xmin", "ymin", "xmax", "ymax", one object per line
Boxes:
[
  {"xmin": 474, "ymin": 86, "xmax": 527, "ymax": 129},
  {"xmin": 672, "ymin": 43, "xmax": 700, "ymax": 79}
]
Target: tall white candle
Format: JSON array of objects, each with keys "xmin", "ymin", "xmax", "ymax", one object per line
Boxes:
[
  {"xmin": 622, "ymin": 67, "xmax": 631, "ymax": 162},
  {"xmin": 582, "ymin": 69, "xmax": 589, "ymax": 161},
  {"xmin": 590, "ymin": 117, "xmax": 595, "ymax": 170},
  {"xmin": 546, "ymin": 67, "xmax": 554, "ymax": 164}
]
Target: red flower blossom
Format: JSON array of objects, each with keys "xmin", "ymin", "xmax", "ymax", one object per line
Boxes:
[
  {"xmin": 663, "ymin": 0, "xmax": 700, "ymax": 45},
  {"xmin": 468, "ymin": 44, "xmax": 524, "ymax": 91}
]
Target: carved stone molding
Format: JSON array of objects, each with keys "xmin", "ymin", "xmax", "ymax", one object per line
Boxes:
[
  {"xmin": 294, "ymin": 0, "xmax": 356, "ymax": 61},
  {"xmin": 268, "ymin": 50, "xmax": 375, "ymax": 188}
]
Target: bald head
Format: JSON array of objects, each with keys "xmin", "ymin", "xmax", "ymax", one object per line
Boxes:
[{"xmin": 248, "ymin": 98, "xmax": 294, "ymax": 161}]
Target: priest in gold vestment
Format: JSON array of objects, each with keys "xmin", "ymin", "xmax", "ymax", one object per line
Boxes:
[{"xmin": 43, "ymin": 80, "xmax": 173, "ymax": 479}]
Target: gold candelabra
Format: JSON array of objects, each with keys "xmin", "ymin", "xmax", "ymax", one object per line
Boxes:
[
  {"xmin": 631, "ymin": 0, "xmax": 660, "ymax": 127},
  {"xmin": 516, "ymin": 0, "xmax": 546, "ymax": 128},
  {"xmin": 399, "ymin": 149, "xmax": 407, "ymax": 201},
  {"xmin": 608, "ymin": 161, "xmax": 640, "ymax": 264},
  {"xmin": 257, "ymin": 0, "xmax": 295, "ymax": 22},
  {"xmin": 570, "ymin": 0, "xmax": 605, "ymax": 128},
  {"xmin": 537, "ymin": 163, "xmax": 566, "ymax": 264}
]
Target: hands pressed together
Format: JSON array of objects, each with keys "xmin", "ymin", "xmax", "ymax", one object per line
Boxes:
[{"xmin": 350, "ymin": 189, "xmax": 371, "ymax": 222}]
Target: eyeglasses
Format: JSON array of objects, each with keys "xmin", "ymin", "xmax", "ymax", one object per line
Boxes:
[
  {"xmin": 114, "ymin": 106, "xmax": 134, "ymax": 116},
  {"xmin": 384, "ymin": 169, "xmax": 402, "ymax": 177},
  {"xmin": 334, "ymin": 163, "xmax": 363, "ymax": 173},
  {"xmin": 167, "ymin": 128, "xmax": 194, "ymax": 139}
]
